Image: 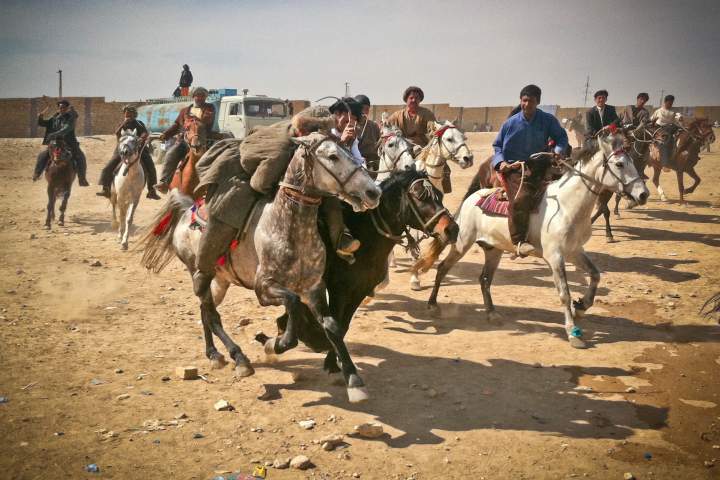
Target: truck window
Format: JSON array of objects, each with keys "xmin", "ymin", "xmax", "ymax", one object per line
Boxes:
[
  {"xmin": 228, "ymin": 103, "xmax": 241, "ymax": 116},
  {"xmin": 243, "ymin": 101, "xmax": 287, "ymax": 118}
]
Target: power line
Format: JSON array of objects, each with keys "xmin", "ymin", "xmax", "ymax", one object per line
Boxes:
[{"xmin": 583, "ymin": 75, "xmax": 590, "ymax": 107}]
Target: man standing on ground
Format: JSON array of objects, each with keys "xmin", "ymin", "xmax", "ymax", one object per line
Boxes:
[{"xmin": 179, "ymin": 64, "xmax": 193, "ymax": 97}]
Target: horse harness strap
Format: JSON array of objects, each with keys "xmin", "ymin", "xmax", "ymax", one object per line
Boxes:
[{"xmin": 279, "ymin": 184, "xmax": 322, "ymax": 206}]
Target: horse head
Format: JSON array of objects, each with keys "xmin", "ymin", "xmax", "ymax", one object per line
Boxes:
[
  {"xmin": 118, "ymin": 129, "xmax": 141, "ymax": 163},
  {"xmin": 183, "ymin": 116, "xmax": 207, "ymax": 152},
  {"xmin": 48, "ymin": 139, "xmax": 71, "ymax": 165},
  {"xmin": 594, "ymin": 131, "xmax": 649, "ymax": 205},
  {"xmin": 289, "ymin": 131, "xmax": 381, "ymax": 212},
  {"xmin": 379, "ymin": 168, "xmax": 458, "ymax": 244},
  {"xmin": 377, "ymin": 125, "xmax": 415, "ymax": 177},
  {"xmin": 430, "ymin": 121, "xmax": 474, "ymax": 169}
]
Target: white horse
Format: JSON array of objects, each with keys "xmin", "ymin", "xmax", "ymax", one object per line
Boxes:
[
  {"xmin": 415, "ymin": 120, "xmax": 474, "ymax": 192},
  {"xmin": 111, "ymin": 129, "xmax": 145, "ymax": 250},
  {"xmin": 424, "ymin": 132, "xmax": 649, "ymax": 348},
  {"xmin": 375, "ymin": 125, "xmax": 417, "ymax": 183}
]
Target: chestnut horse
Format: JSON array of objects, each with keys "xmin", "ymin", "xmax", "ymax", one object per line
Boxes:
[
  {"xmin": 647, "ymin": 118, "xmax": 714, "ymax": 203},
  {"xmin": 44, "ymin": 139, "xmax": 76, "ymax": 229},
  {"xmin": 169, "ymin": 115, "xmax": 206, "ymax": 198}
]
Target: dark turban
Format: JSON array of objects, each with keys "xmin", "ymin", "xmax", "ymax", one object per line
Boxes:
[{"xmin": 403, "ymin": 86, "xmax": 424, "ymax": 102}]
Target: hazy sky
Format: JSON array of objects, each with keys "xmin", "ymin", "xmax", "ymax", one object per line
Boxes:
[{"xmin": 1, "ymin": 0, "xmax": 718, "ymax": 106}]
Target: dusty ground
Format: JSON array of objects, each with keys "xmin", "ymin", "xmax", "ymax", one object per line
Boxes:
[{"xmin": 1, "ymin": 131, "xmax": 719, "ymax": 480}]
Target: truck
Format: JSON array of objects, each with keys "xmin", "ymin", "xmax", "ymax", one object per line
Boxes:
[{"xmin": 136, "ymin": 88, "xmax": 290, "ymax": 163}]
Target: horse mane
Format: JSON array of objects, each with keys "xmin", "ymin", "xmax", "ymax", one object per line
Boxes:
[{"xmin": 378, "ymin": 167, "xmax": 428, "ymax": 198}]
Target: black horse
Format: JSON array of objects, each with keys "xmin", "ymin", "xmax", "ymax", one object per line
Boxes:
[{"xmin": 258, "ymin": 168, "xmax": 459, "ymax": 373}]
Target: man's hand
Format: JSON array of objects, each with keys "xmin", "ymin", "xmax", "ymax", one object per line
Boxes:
[
  {"xmin": 340, "ymin": 124, "xmax": 356, "ymax": 145},
  {"xmin": 498, "ymin": 161, "xmax": 521, "ymax": 173},
  {"xmin": 159, "ymin": 133, "xmax": 166, "ymax": 142}
]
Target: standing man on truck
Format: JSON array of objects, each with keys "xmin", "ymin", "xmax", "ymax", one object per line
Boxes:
[
  {"xmin": 155, "ymin": 87, "xmax": 215, "ymax": 194},
  {"xmin": 179, "ymin": 64, "xmax": 193, "ymax": 97}
]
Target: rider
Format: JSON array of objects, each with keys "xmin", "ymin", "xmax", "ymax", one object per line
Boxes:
[
  {"xmin": 155, "ymin": 86, "xmax": 216, "ymax": 194},
  {"xmin": 492, "ymin": 84, "xmax": 569, "ymax": 257},
  {"xmin": 572, "ymin": 90, "xmax": 620, "ymax": 159},
  {"xmin": 387, "ymin": 86, "xmax": 449, "ymax": 189},
  {"xmin": 650, "ymin": 94, "xmax": 683, "ymax": 171},
  {"xmin": 33, "ymin": 99, "xmax": 90, "ymax": 186},
  {"xmin": 95, "ymin": 106, "xmax": 160, "ymax": 199},
  {"xmin": 622, "ymin": 92, "xmax": 650, "ymax": 127},
  {"xmin": 353, "ymin": 94, "xmax": 381, "ymax": 175}
]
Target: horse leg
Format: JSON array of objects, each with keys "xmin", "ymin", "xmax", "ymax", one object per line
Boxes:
[
  {"xmin": 45, "ymin": 187, "xmax": 54, "ymax": 229},
  {"xmin": 479, "ymin": 247, "xmax": 503, "ymax": 323},
  {"xmin": 307, "ymin": 287, "xmax": 367, "ymax": 403},
  {"xmin": 546, "ymin": 253, "xmax": 587, "ymax": 349},
  {"xmin": 199, "ymin": 288, "xmax": 254, "ymax": 377},
  {"xmin": 684, "ymin": 165, "xmax": 701, "ymax": 195},
  {"xmin": 254, "ymin": 283, "xmax": 302, "ymax": 356},
  {"xmin": 613, "ymin": 193, "xmax": 621, "ymax": 217},
  {"xmin": 121, "ymin": 201, "xmax": 138, "ymax": 250},
  {"xmin": 603, "ymin": 205, "xmax": 614, "ymax": 242},
  {"xmin": 58, "ymin": 189, "xmax": 70, "ymax": 226},
  {"xmin": 569, "ymin": 249, "xmax": 600, "ymax": 320},
  {"xmin": 427, "ymin": 241, "xmax": 473, "ymax": 313},
  {"xmin": 652, "ymin": 166, "xmax": 667, "ymax": 202},
  {"xmin": 676, "ymin": 169, "xmax": 685, "ymax": 204}
]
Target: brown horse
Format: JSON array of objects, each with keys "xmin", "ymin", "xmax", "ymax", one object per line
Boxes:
[
  {"xmin": 169, "ymin": 116, "xmax": 206, "ymax": 198},
  {"xmin": 44, "ymin": 139, "xmax": 76, "ymax": 229},
  {"xmin": 647, "ymin": 118, "xmax": 714, "ymax": 203}
]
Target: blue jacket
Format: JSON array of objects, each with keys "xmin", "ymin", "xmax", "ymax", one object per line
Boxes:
[{"xmin": 492, "ymin": 109, "xmax": 568, "ymax": 169}]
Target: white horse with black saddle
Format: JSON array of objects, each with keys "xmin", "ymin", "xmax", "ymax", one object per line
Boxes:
[
  {"xmin": 111, "ymin": 129, "xmax": 145, "ymax": 250},
  {"xmin": 424, "ymin": 132, "xmax": 649, "ymax": 348}
]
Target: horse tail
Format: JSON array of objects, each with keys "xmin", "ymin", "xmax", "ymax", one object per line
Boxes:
[
  {"xmin": 136, "ymin": 190, "xmax": 193, "ymax": 273},
  {"xmin": 411, "ymin": 236, "xmax": 447, "ymax": 276}
]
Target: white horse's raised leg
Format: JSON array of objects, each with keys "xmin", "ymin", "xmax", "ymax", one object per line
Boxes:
[
  {"xmin": 569, "ymin": 250, "xmax": 600, "ymax": 319},
  {"xmin": 547, "ymin": 253, "xmax": 587, "ymax": 349},
  {"xmin": 657, "ymin": 185, "xmax": 667, "ymax": 202}
]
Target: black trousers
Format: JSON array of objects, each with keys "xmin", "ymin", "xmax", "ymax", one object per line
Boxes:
[
  {"xmin": 98, "ymin": 146, "xmax": 157, "ymax": 190},
  {"xmin": 159, "ymin": 141, "xmax": 189, "ymax": 184},
  {"xmin": 319, "ymin": 196, "xmax": 346, "ymax": 251},
  {"xmin": 196, "ymin": 216, "xmax": 239, "ymax": 274},
  {"xmin": 35, "ymin": 144, "xmax": 87, "ymax": 179},
  {"xmin": 658, "ymin": 125, "xmax": 677, "ymax": 167},
  {"xmin": 503, "ymin": 157, "xmax": 552, "ymax": 245}
]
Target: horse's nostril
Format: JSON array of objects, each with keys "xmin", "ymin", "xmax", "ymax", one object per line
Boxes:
[{"xmin": 366, "ymin": 188, "xmax": 380, "ymax": 201}]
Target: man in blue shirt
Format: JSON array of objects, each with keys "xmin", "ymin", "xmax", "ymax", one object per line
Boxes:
[{"xmin": 493, "ymin": 84, "xmax": 568, "ymax": 257}]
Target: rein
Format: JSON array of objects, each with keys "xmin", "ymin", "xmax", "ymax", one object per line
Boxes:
[
  {"xmin": 420, "ymin": 125, "xmax": 470, "ymax": 172},
  {"xmin": 369, "ymin": 133, "xmax": 414, "ymax": 175},
  {"xmin": 554, "ymin": 147, "xmax": 641, "ymax": 197}
]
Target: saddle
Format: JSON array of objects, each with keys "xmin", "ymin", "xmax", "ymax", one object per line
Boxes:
[{"xmin": 475, "ymin": 167, "xmax": 552, "ymax": 217}]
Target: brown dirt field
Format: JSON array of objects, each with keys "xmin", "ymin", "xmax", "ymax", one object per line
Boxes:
[{"xmin": 1, "ymin": 131, "xmax": 719, "ymax": 479}]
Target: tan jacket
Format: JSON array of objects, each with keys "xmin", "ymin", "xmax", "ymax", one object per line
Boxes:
[
  {"xmin": 387, "ymin": 106, "xmax": 436, "ymax": 146},
  {"xmin": 356, "ymin": 116, "xmax": 381, "ymax": 168}
]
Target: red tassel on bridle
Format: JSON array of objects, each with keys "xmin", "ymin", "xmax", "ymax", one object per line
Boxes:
[
  {"xmin": 433, "ymin": 125, "xmax": 452, "ymax": 138},
  {"xmin": 153, "ymin": 212, "xmax": 173, "ymax": 236}
]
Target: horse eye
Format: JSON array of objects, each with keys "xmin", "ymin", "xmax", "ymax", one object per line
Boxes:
[
  {"xmin": 389, "ymin": 142, "xmax": 395, "ymax": 147},
  {"xmin": 615, "ymin": 161, "xmax": 624, "ymax": 168},
  {"xmin": 446, "ymin": 137, "xmax": 454, "ymax": 142},
  {"xmin": 328, "ymin": 154, "xmax": 339, "ymax": 161}
]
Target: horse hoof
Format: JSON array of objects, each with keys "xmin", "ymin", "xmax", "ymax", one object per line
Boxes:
[
  {"xmin": 121, "ymin": 243, "xmax": 128, "ymax": 251},
  {"xmin": 347, "ymin": 386, "xmax": 369, "ymax": 403},
  {"xmin": 568, "ymin": 336, "xmax": 588, "ymax": 349},
  {"xmin": 263, "ymin": 337, "xmax": 278, "ymax": 356},
  {"xmin": 44, "ymin": 224, "xmax": 51, "ymax": 230},
  {"xmin": 235, "ymin": 363, "xmax": 255, "ymax": 378},
  {"xmin": 58, "ymin": 221, "xmax": 64, "ymax": 226},
  {"xmin": 486, "ymin": 311, "xmax": 503, "ymax": 323},
  {"xmin": 361, "ymin": 296, "xmax": 373, "ymax": 306},
  {"xmin": 606, "ymin": 237, "xmax": 617, "ymax": 243},
  {"xmin": 209, "ymin": 354, "xmax": 228, "ymax": 370},
  {"xmin": 410, "ymin": 279, "xmax": 422, "ymax": 291},
  {"xmin": 427, "ymin": 303, "xmax": 441, "ymax": 317}
]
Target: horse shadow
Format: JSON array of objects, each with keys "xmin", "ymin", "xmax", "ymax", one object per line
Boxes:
[
  {"xmin": 635, "ymin": 207, "xmax": 720, "ymax": 224},
  {"xmin": 255, "ymin": 344, "xmax": 668, "ymax": 448},
  {"xmin": 70, "ymin": 211, "xmax": 143, "ymax": 236},
  {"xmin": 585, "ymin": 251, "xmax": 701, "ymax": 282},
  {"xmin": 361, "ymin": 290, "xmax": 718, "ymax": 347}
]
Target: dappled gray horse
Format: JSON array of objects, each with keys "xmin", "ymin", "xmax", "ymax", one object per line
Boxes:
[{"xmin": 140, "ymin": 132, "xmax": 381, "ymax": 402}]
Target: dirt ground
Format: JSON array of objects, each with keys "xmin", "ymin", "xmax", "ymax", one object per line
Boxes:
[{"xmin": 1, "ymin": 131, "xmax": 719, "ymax": 480}]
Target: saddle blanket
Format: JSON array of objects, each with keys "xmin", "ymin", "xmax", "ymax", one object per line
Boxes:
[
  {"xmin": 190, "ymin": 198, "xmax": 208, "ymax": 231},
  {"xmin": 475, "ymin": 188, "xmax": 509, "ymax": 217}
]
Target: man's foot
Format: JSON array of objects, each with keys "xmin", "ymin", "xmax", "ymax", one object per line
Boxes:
[
  {"xmin": 336, "ymin": 251, "xmax": 356, "ymax": 264},
  {"xmin": 146, "ymin": 189, "xmax": 161, "ymax": 200},
  {"xmin": 515, "ymin": 242, "xmax": 536, "ymax": 257},
  {"xmin": 96, "ymin": 186, "xmax": 111, "ymax": 198},
  {"xmin": 78, "ymin": 177, "xmax": 90, "ymax": 187},
  {"xmin": 155, "ymin": 182, "xmax": 169, "ymax": 194}
]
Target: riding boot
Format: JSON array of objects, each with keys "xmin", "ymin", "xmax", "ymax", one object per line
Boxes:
[
  {"xmin": 140, "ymin": 149, "xmax": 160, "ymax": 199},
  {"xmin": 71, "ymin": 145, "xmax": 89, "ymax": 186},
  {"xmin": 33, "ymin": 150, "xmax": 49, "ymax": 181},
  {"xmin": 193, "ymin": 216, "xmax": 239, "ymax": 296},
  {"xmin": 97, "ymin": 149, "xmax": 122, "ymax": 196},
  {"xmin": 320, "ymin": 197, "xmax": 360, "ymax": 263},
  {"xmin": 157, "ymin": 140, "xmax": 188, "ymax": 190}
]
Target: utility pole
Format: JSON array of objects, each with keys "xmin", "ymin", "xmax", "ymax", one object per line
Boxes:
[
  {"xmin": 57, "ymin": 69, "xmax": 63, "ymax": 98},
  {"xmin": 583, "ymin": 75, "xmax": 590, "ymax": 107},
  {"xmin": 659, "ymin": 89, "xmax": 665, "ymax": 106},
  {"xmin": 344, "ymin": 82, "xmax": 350, "ymax": 97}
]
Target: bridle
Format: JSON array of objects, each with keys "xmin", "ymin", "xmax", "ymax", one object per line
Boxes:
[
  {"xmin": 49, "ymin": 141, "xmax": 71, "ymax": 165},
  {"xmin": 119, "ymin": 135, "xmax": 142, "ymax": 169},
  {"xmin": 371, "ymin": 178, "xmax": 449, "ymax": 242},
  {"xmin": 279, "ymin": 135, "xmax": 367, "ymax": 205},
  {"xmin": 183, "ymin": 116, "xmax": 205, "ymax": 151},
  {"xmin": 372, "ymin": 132, "xmax": 414, "ymax": 175},
  {"xmin": 421, "ymin": 125, "xmax": 470, "ymax": 174}
]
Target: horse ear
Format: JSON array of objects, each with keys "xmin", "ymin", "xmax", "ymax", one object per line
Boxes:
[{"xmin": 131, "ymin": 128, "xmax": 137, "ymax": 136}]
